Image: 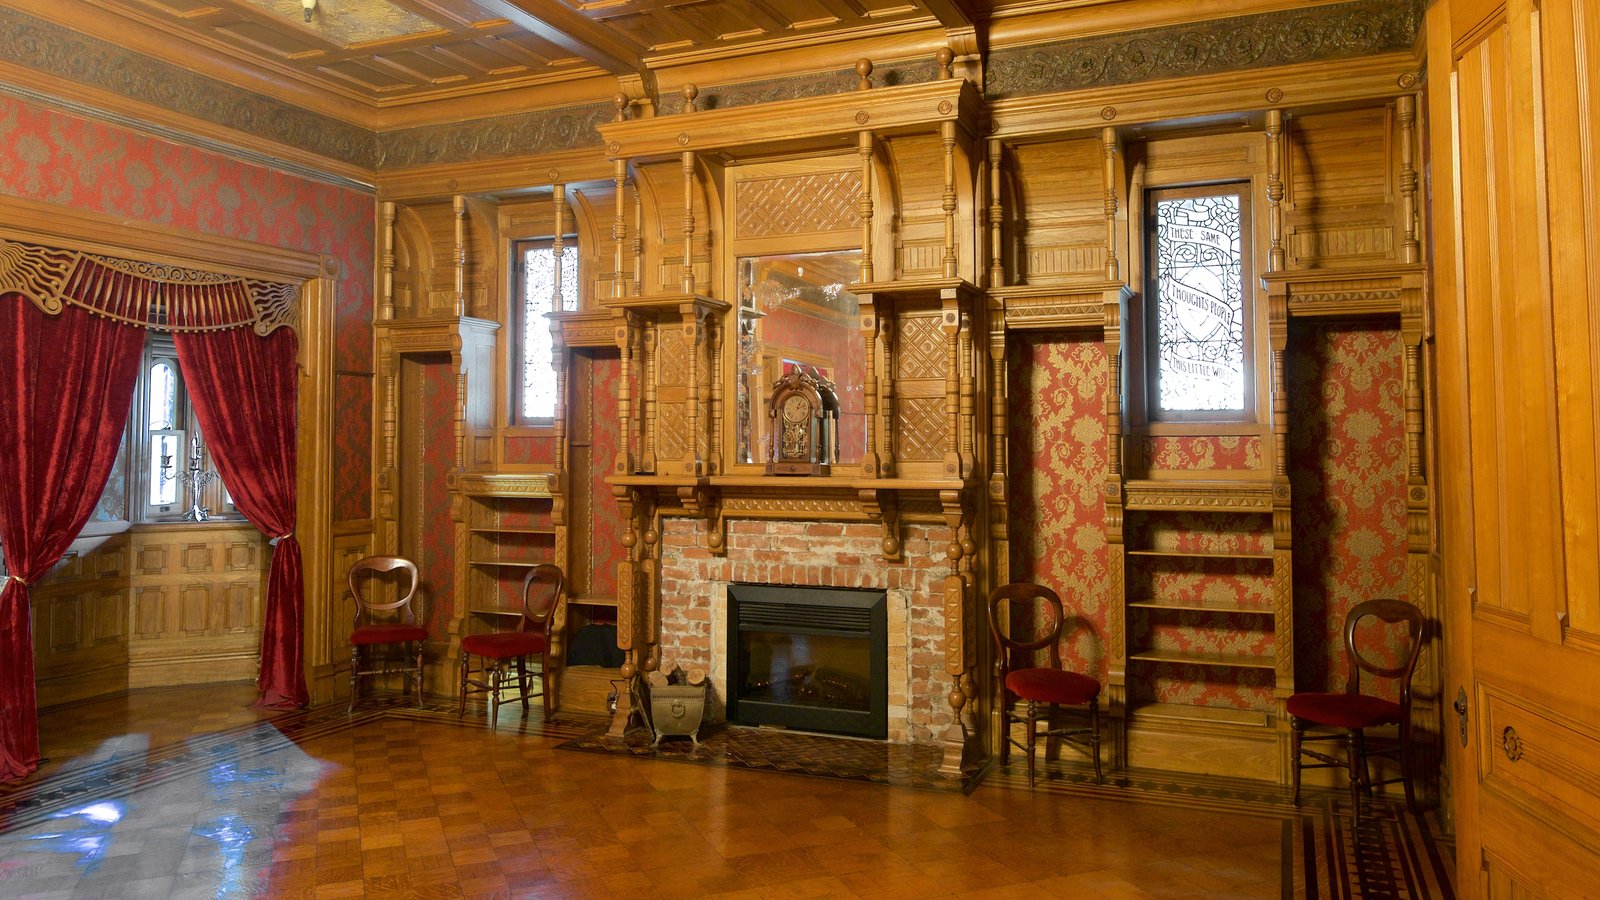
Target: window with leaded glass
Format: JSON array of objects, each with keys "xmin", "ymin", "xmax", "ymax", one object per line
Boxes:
[
  {"xmin": 1145, "ymin": 184, "xmax": 1255, "ymax": 420},
  {"xmin": 515, "ymin": 239, "xmax": 579, "ymax": 423}
]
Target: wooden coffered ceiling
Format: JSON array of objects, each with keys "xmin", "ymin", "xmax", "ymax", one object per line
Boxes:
[{"xmin": 38, "ymin": 0, "xmax": 989, "ymax": 115}]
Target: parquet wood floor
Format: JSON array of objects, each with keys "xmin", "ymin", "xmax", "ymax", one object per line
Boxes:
[{"xmin": 0, "ymin": 684, "xmax": 1346, "ymax": 898}]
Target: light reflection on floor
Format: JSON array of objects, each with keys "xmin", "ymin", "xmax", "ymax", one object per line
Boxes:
[{"xmin": 0, "ymin": 729, "xmax": 329, "ymax": 897}]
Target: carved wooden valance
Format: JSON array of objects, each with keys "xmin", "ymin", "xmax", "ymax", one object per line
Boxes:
[{"xmin": 0, "ymin": 237, "xmax": 299, "ymax": 334}]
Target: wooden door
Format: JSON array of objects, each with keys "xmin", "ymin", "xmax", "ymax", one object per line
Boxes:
[{"xmin": 1429, "ymin": 0, "xmax": 1600, "ymax": 894}]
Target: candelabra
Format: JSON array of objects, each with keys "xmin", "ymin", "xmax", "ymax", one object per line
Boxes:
[{"xmin": 183, "ymin": 435, "xmax": 220, "ymax": 522}]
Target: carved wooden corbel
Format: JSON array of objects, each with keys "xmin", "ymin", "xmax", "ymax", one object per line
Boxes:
[{"xmin": 856, "ymin": 488, "xmax": 902, "ymax": 561}]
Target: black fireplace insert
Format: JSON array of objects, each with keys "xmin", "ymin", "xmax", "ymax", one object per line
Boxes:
[{"xmin": 726, "ymin": 582, "xmax": 888, "ymax": 740}]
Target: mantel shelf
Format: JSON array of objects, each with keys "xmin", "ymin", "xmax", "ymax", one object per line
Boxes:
[{"xmin": 607, "ymin": 473, "xmax": 971, "ymax": 561}]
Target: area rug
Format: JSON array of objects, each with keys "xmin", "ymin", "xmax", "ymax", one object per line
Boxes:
[{"xmin": 555, "ymin": 720, "xmax": 966, "ymax": 792}]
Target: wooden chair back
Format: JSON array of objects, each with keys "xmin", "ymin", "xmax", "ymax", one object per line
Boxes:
[
  {"xmin": 519, "ymin": 564, "xmax": 564, "ymax": 639},
  {"xmin": 349, "ymin": 555, "xmax": 421, "ymax": 627},
  {"xmin": 1342, "ymin": 598, "xmax": 1426, "ymax": 706},
  {"xmin": 988, "ymin": 582, "xmax": 1065, "ymax": 675}
]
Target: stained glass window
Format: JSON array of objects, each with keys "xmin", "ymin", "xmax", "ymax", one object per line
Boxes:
[
  {"xmin": 519, "ymin": 243, "xmax": 579, "ymax": 421},
  {"xmin": 145, "ymin": 360, "xmax": 182, "ymax": 508},
  {"xmin": 1151, "ymin": 187, "xmax": 1249, "ymax": 414}
]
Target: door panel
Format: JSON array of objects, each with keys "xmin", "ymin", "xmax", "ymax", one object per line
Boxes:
[{"xmin": 1433, "ymin": 0, "xmax": 1600, "ymax": 894}]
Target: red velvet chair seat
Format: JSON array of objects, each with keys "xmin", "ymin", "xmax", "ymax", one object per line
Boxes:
[
  {"xmin": 1006, "ymin": 667, "xmax": 1100, "ymax": 706},
  {"xmin": 351, "ymin": 623, "xmax": 429, "ymax": 646},
  {"xmin": 1285, "ymin": 692, "xmax": 1401, "ymax": 730},
  {"xmin": 461, "ymin": 631, "xmax": 547, "ymax": 660}
]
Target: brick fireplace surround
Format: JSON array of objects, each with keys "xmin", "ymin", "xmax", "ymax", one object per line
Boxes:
[{"xmin": 656, "ymin": 517, "xmax": 957, "ymax": 744}]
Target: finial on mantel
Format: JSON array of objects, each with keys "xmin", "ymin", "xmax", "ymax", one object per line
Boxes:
[
  {"xmin": 855, "ymin": 59, "xmax": 873, "ymax": 91},
  {"xmin": 681, "ymin": 83, "xmax": 698, "ymax": 113},
  {"xmin": 612, "ymin": 93, "xmax": 629, "ymax": 122},
  {"xmin": 935, "ymin": 47, "xmax": 954, "ymax": 80}
]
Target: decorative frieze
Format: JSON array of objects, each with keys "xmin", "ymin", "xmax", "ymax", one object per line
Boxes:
[{"xmin": 986, "ymin": 0, "xmax": 1422, "ymax": 99}]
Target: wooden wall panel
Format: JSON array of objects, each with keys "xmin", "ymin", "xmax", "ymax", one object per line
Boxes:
[
  {"xmin": 31, "ymin": 533, "xmax": 131, "ymax": 707},
  {"xmin": 637, "ymin": 159, "xmax": 714, "ymax": 295},
  {"xmin": 1008, "ymin": 137, "xmax": 1104, "ymax": 283},
  {"xmin": 570, "ymin": 182, "xmax": 624, "ymax": 302},
  {"xmin": 886, "ymin": 133, "xmax": 950, "ymax": 279},
  {"xmin": 1285, "ymin": 107, "xmax": 1399, "ymax": 268},
  {"xmin": 127, "ymin": 524, "xmax": 267, "ymax": 688}
]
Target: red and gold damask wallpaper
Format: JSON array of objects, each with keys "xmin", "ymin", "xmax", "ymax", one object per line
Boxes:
[
  {"xmin": 416, "ymin": 359, "xmax": 457, "ymax": 633},
  {"xmin": 1006, "ymin": 333, "xmax": 1111, "ymax": 687},
  {"xmin": 1288, "ymin": 323, "xmax": 1408, "ymax": 698},
  {"xmin": 587, "ymin": 354, "xmax": 624, "ymax": 602},
  {"xmin": 0, "ymin": 96, "xmax": 376, "ymax": 522}
]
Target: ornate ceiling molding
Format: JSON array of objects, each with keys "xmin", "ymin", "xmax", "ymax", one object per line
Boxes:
[
  {"xmin": 375, "ymin": 103, "xmax": 613, "ymax": 171},
  {"xmin": 0, "ymin": 0, "xmax": 1422, "ymax": 179},
  {"xmin": 985, "ymin": 0, "xmax": 1421, "ymax": 99},
  {"xmin": 0, "ymin": 7, "xmax": 376, "ymax": 169},
  {"xmin": 656, "ymin": 60, "xmax": 935, "ymax": 115}
]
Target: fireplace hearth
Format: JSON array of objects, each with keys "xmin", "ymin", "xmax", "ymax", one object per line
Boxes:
[{"xmin": 726, "ymin": 582, "xmax": 888, "ymax": 740}]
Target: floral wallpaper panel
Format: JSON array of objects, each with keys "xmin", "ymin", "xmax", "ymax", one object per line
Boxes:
[
  {"xmin": 1006, "ymin": 333, "xmax": 1110, "ymax": 686},
  {"xmin": 1288, "ymin": 323, "xmax": 1408, "ymax": 700}
]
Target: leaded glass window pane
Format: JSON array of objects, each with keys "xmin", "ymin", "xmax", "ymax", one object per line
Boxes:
[
  {"xmin": 149, "ymin": 433, "xmax": 180, "ymax": 506},
  {"xmin": 148, "ymin": 362, "xmax": 176, "ymax": 430},
  {"xmin": 1153, "ymin": 191, "xmax": 1246, "ymax": 412},
  {"xmin": 520, "ymin": 244, "xmax": 578, "ymax": 421}
]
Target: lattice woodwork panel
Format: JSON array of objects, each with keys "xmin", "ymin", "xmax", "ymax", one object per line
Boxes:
[
  {"xmin": 895, "ymin": 316, "xmax": 945, "ymax": 380},
  {"xmin": 656, "ymin": 328, "xmax": 687, "ymax": 389},
  {"xmin": 655, "ymin": 401, "xmax": 688, "ymax": 461},
  {"xmin": 735, "ymin": 171, "xmax": 862, "ymax": 239},
  {"xmin": 895, "ymin": 397, "xmax": 945, "ymax": 461}
]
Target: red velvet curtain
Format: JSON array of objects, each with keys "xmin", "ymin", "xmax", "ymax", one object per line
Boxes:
[
  {"xmin": 174, "ymin": 328, "xmax": 307, "ymax": 708},
  {"xmin": 0, "ymin": 294, "xmax": 144, "ymax": 780}
]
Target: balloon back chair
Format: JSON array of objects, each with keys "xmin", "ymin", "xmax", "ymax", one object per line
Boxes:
[
  {"xmin": 458, "ymin": 563, "xmax": 564, "ymax": 723},
  {"xmin": 1287, "ymin": 598, "xmax": 1426, "ymax": 823},
  {"xmin": 988, "ymin": 582, "xmax": 1104, "ymax": 787},
  {"xmin": 347, "ymin": 555, "xmax": 427, "ymax": 712}
]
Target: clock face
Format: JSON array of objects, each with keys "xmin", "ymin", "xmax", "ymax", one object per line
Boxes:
[{"xmin": 783, "ymin": 394, "xmax": 810, "ymax": 424}]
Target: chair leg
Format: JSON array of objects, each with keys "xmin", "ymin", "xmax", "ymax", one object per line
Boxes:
[
  {"xmin": 1025, "ymin": 699, "xmax": 1039, "ymax": 789},
  {"xmin": 348, "ymin": 644, "xmax": 361, "ymax": 713},
  {"xmin": 1347, "ymin": 729, "xmax": 1364, "ymax": 824},
  {"xmin": 517, "ymin": 656, "xmax": 530, "ymax": 712},
  {"xmin": 490, "ymin": 662, "xmax": 504, "ymax": 724},
  {"xmin": 458, "ymin": 653, "xmax": 470, "ymax": 718},
  {"xmin": 998, "ymin": 704, "xmax": 1012, "ymax": 767},
  {"xmin": 1400, "ymin": 717, "xmax": 1418, "ymax": 813},
  {"xmin": 1044, "ymin": 705, "xmax": 1061, "ymax": 763},
  {"xmin": 414, "ymin": 641, "xmax": 425, "ymax": 707},
  {"xmin": 1089, "ymin": 699, "xmax": 1103, "ymax": 785},
  {"xmin": 1290, "ymin": 717, "xmax": 1303, "ymax": 806},
  {"xmin": 541, "ymin": 658, "xmax": 554, "ymax": 720}
]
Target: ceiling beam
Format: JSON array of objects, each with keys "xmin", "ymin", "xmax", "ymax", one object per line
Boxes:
[
  {"xmin": 920, "ymin": 0, "xmax": 979, "ymax": 30},
  {"xmin": 473, "ymin": 0, "xmax": 648, "ymax": 77}
]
